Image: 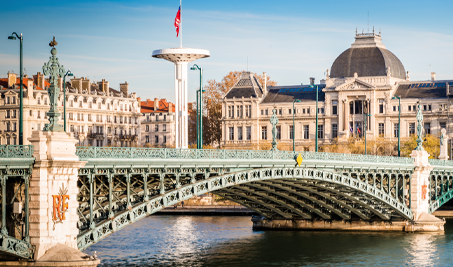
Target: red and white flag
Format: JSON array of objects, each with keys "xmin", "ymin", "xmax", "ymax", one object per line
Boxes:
[{"xmin": 174, "ymin": 6, "xmax": 181, "ymax": 37}]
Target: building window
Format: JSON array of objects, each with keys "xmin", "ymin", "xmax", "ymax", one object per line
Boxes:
[
  {"xmin": 163, "ymin": 136, "xmax": 167, "ymax": 144},
  {"xmin": 261, "ymin": 110, "xmax": 264, "ymax": 116},
  {"xmin": 318, "ymin": 125, "xmax": 324, "ymax": 139},
  {"xmin": 318, "ymin": 108, "xmax": 324, "ymax": 114},
  {"xmin": 440, "ymin": 122, "xmax": 446, "ymax": 131},
  {"xmin": 424, "ymin": 122, "xmax": 431, "ymax": 134},
  {"xmin": 237, "ymin": 105, "xmax": 243, "ymax": 118},
  {"xmin": 394, "ymin": 123, "xmax": 399, "ymax": 138},
  {"xmin": 288, "ymin": 108, "xmax": 292, "ymax": 115},
  {"xmin": 332, "ymin": 101, "xmax": 338, "ymax": 115},
  {"xmin": 44, "ymin": 98, "xmax": 47, "ymax": 105},
  {"xmin": 98, "ymin": 102, "xmax": 101, "ymax": 109},
  {"xmin": 261, "ymin": 126, "xmax": 267, "ymax": 140},
  {"xmin": 304, "ymin": 125, "xmax": 309, "ymax": 139},
  {"xmin": 229, "ymin": 127, "xmax": 234, "ymax": 140},
  {"xmin": 89, "ymin": 102, "xmax": 92, "ymax": 108},
  {"xmin": 278, "ymin": 109, "xmax": 282, "ymax": 115},
  {"xmin": 379, "ymin": 99, "xmax": 384, "ymax": 114},
  {"xmin": 69, "ymin": 100, "xmax": 73, "ymax": 107},
  {"xmin": 289, "ymin": 125, "xmax": 294, "ymax": 139},
  {"xmin": 265, "ymin": 109, "xmax": 268, "ymax": 115},
  {"xmin": 88, "ymin": 114, "xmax": 91, "ymax": 121},
  {"xmin": 6, "ymin": 110, "xmax": 10, "ymax": 118},
  {"xmin": 228, "ymin": 106, "xmax": 234, "ymax": 118},
  {"xmin": 245, "ymin": 105, "xmax": 252, "ymax": 118},
  {"xmin": 37, "ymin": 98, "xmax": 41, "ymax": 105},
  {"xmin": 12, "ymin": 97, "xmax": 16, "ymax": 104},
  {"xmin": 79, "ymin": 101, "xmax": 82, "ymax": 108},
  {"xmin": 246, "ymin": 126, "xmax": 251, "ymax": 140},
  {"xmin": 69, "ymin": 113, "xmax": 73, "ymax": 120},
  {"xmin": 379, "ymin": 123, "xmax": 385, "ymax": 137},
  {"xmin": 155, "ymin": 135, "xmax": 159, "ymax": 144},
  {"xmin": 238, "ymin": 127, "xmax": 243, "ymax": 141},
  {"xmin": 162, "ymin": 124, "xmax": 166, "ymax": 132},
  {"xmin": 409, "ymin": 123, "xmax": 415, "ymax": 135},
  {"xmin": 423, "ymin": 105, "xmax": 432, "ymax": 111},
  {"xmin": 146, "ymin": 125, "xmax": 149, "ymax": 131},
  {"xmin": 70, "ymin": 125, "xmax": 74, "ymax": 132},
  {"xmin": 408, "ymin": 105, "xmax": 411, "ymax": 111},
  {"xmin": 155, "ymin": 125, "xmax": 158, "ymax": 132},
  {"xmin": 276, "ymin": 126, "xmax": 281, "ymax": 140},
  {"xmin": 332, "ymin": 124, "xmax": 338, "ymax": 139}
]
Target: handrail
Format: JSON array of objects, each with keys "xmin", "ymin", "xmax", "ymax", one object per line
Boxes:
[
  {"xmin": 75, "ymin": 146, "xmax": 414, "ymax": 165},
  {"xmin": 0, "ymin": 145, "xmax": 34, "ymax": 158},
  {"xmin": 429, "ymin": 158, "xmax": 453, "ymax": 167}
]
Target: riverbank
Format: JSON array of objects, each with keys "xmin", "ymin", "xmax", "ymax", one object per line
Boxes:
[{"xmin": 156, "ymin": 205, "xmax": 256, "ymax": 216}]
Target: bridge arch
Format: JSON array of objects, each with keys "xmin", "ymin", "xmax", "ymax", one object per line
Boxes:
[{"xmin": 77, "ymin": 166, "xmax": 413, "ymax": 250}]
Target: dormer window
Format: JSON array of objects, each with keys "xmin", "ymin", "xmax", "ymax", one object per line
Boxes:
[
  {"xmin": 5, "ymin": 97, "xmax": 9, "ymax": 104},
  {"xmin": 89, "ymin": 102, "xmax": 92, "ymax": 108},
  {"xmin": 12, "ymin": 97, "xmax": 16, "ymax": 104}
]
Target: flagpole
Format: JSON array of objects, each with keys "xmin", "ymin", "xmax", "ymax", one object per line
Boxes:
[{"xmin": 180, "ymin": 0, "xmax": 182, "ymax": 48}]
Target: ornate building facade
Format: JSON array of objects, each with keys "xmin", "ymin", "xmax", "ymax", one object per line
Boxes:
[
  {"xmin": 0, "ymin": 72, "xmax": 141, "ymax": 146},
  {"xmin": 221, "ymin": 32, "xmax": 453, "ymax": 152},
  {"xmin": 140, "ymin": 98, "xmax": 175, "ymax": 147}
]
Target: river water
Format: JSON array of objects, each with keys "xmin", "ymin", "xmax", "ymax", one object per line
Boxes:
[{"xmin": 85, "ymin": 216, "xmax": 453, "ymax": 266}]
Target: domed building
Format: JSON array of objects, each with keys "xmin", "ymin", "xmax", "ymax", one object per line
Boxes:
[{"xmin": 221, "ymin": 31, "xmax": 452, "ymax": 155}]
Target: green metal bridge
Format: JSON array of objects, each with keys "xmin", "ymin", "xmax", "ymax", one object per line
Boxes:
[{"xmin": 1, "ymin": 145, "xmax": 453, "ymax": 259}]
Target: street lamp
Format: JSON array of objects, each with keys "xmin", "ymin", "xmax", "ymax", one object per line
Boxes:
[
  {"xmin": 63, "ymin": 69, "xmax": 74, "ymax": 132},
  {"xmin": 392, "ymin": 95, "xmax": 401, "ymax": 157},
  {"xmin": 292, "ymin": 99, "xmax": 301, "ymax": 152},
  {"xmin": 309, "ymin": 77, "xmax": 319, "ymax": 152},
  {"xmin": 8, "ymin": 32, "xmax": 24, "ymax": 145},
  {"xmin": 190, "ymin": 64, "xmax": 204, "ymax": 149}
]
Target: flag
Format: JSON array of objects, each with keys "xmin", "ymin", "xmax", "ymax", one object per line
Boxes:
[
  {"xmin": 356, "ymin": 125, "xmax": 361, "ymax": 134},
  {"xmin": 349, "ymin": 125, "xmax": 353, "ymax": 133},
  {"xmin": 174, "ymin": 6, "xmax": 181, "ymax": 37}
]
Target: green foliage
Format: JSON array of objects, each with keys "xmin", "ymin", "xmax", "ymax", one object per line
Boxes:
[{"xmin": 401, "ymin": 134, "xmax": 440, "ymax": 159}]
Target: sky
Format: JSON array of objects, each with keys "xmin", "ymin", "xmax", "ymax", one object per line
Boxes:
[{"xmin": 1, "ymin": 0, "xmax": 453, "ymax": 104}]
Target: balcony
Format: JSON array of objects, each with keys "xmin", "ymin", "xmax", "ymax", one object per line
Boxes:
[
  {"xmin": 119, "ymin": 134, "xmax": 138, "ymax": 141},
  {"xmin": 87, "ymin": 132, "xmax": 104, "ymax": 139}
]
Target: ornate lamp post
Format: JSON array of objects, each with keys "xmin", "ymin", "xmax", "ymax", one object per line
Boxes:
[
  {"xmin": 310, "ymin": 78, "xmax": 319, "ymax": 152},
  {"xmin": 63, "ymin": 69, "xmax": 73, "ymax": 132},
  {"xmin": 392, "ymin": 95, "xmax": 401, "ymax": 156},
  {"xmin": 292, "ymin": 99, "xmax": 301, "ymax": 152},
  {"xmin": 41, "ymin": 37, "xmax": 66, "ymax": 132},
  {"xmin": 8, "ymin": 32, "xmax": 24, "ymax": 145},
  {"xmin": 190, "ymin": 64, "xmax": 204, "ymax": 149},
  {"xmin": 363, "ymin": 103, "xmax": 372, "ymax": 155}
]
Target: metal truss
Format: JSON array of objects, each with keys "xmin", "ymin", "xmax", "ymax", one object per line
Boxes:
[
  {"xmin": 428, "ymin": 169, "xmax": 453, "ymax": 213},
  {"xmin": 77, "ymin": 166, "xmax": 414, "ymax": 251}
]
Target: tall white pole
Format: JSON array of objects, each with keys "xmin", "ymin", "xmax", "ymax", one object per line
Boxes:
[
  {"xmin": 180, "ymin": 0, "xmax": 182, "ymax": 48},
  {"xmin": 174, "ymin": 65, "xmax": 179, "ymax": 148}
]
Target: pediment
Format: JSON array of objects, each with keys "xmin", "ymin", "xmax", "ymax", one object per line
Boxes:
[{"xmin": 336, "ymin": 79, "xmax": 376, "ymax": 91}]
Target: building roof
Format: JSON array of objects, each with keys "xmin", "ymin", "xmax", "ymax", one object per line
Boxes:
[
  {"xmin": 261, "ymin": 85, "xmax": 326, "ymax": 103},
  {"xmin": 330, "ymin": 33, "xmax": 406, "ymax": 80},
  {"xmin": 0, "ymin": 77, "xmax": 48, "ymax": 90},
  {"xmin": 141, "ymin": 98, "xmax": 175, "ymax": 113},
  {"xmin": 224, "ymin": 72, "xmax": 263, "ymax": 99},
  {"xmin": 395, "ymin": 80, "xmax": 453, "ymax": 99}
]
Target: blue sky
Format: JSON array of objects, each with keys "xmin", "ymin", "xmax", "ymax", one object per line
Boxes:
[{"xmin": 1, "ymin": 0, "xmax": 453, "ymax": 103}]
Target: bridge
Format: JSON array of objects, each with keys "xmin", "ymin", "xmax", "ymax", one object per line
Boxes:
[{"xmin": 0, "ymin": 140, "xmax": 450, "ymax": 263}]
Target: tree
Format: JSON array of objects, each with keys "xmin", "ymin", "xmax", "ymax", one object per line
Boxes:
[
  {"xmin": 401, "ymin": 134, "xmax": 440, "ymax": 159},
  {"xmin": 201, "ymin": 71, "xmax": 277, "ymax": 148}
]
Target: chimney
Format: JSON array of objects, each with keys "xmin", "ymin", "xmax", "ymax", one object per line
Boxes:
[
  {"xmin": 154, "ymin": 98, "xmax": 159, "ymax": 111},
  {"xmin": 33, "ymin": 72, "xmax": 45, "ymax": 89},
  {"xmin": 263, "ymin": 72, "xmax": 267, "ymax": 95},
  {"xmin": 58, "ymin": 77, "xmax": 63, "ymax": 92},
  {"xmin": 7, "ymin": 72, "xmax": 17, "ymax": 88},
  {"xmin": 431, "ymin": 72, "xmax": 436, "ymax": 81},
  {"xmin": 71, "ymin": 77, "xmax": 83, "ymax": 94},
  {"xmin": 98, "ymin": 79, "xmax": 109, "ymax": 95},
  {"xmin": 82, "ymin": 78, "xmax": 91, "ymax": 92},
  {"xmin": 120, "ymin": 81, "xmax": 129, "ymax": 97},
  {"xmin": 27, "ymin": 79, "xmax": 33, "ymax": 98}
]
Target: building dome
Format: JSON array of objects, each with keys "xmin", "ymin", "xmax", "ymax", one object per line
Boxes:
[{"xmin": 330, "ymin": 33, "xmax": 406, "ymax": 79}]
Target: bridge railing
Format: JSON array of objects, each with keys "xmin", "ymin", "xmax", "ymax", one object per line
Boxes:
[
  {"xmin": 428, "ymin": 159, "xmax": 453, "ymax": 167},
  {"xmin": 75, "ymin": 146, "xmax": 414, "ymax": 164},
  {"xmin": 0, "ymin": 145, "xmax": 34, "ymax": 158}
]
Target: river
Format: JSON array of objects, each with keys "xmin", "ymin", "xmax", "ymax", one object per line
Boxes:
[{"xmin": 85, "ymin": 216, "xmax": 453, "ymax": 266}]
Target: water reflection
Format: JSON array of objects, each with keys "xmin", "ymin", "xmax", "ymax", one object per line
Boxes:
[{"xmin": 86, "ymin": 216, "xmax": 453, "ymax": 267}]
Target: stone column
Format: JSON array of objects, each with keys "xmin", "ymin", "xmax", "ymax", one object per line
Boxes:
[
  {"xmin": 28, "ymin": 131, "xmax": 87, "ymax": 260},
  {"xmin": 410, "ymin": 149, "xmax": 432, "ymax": 220}
]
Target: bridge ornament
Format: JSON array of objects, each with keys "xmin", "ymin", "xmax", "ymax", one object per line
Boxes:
[
  {"xmin": 270, "ymin": 108, "xmax": 279, "ymax": 151},
  {"xmin": 41, "ymin": 37, "xmax": 65, "ymax": 132},
  {"xmin": 415, "ymin": 102, "xmax": 424, "ymax": 151}
]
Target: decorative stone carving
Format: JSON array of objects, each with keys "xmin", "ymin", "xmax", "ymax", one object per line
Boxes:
[{"xmin": 439, "ymin": 128, "xmax": 449, "ymax": 160}]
